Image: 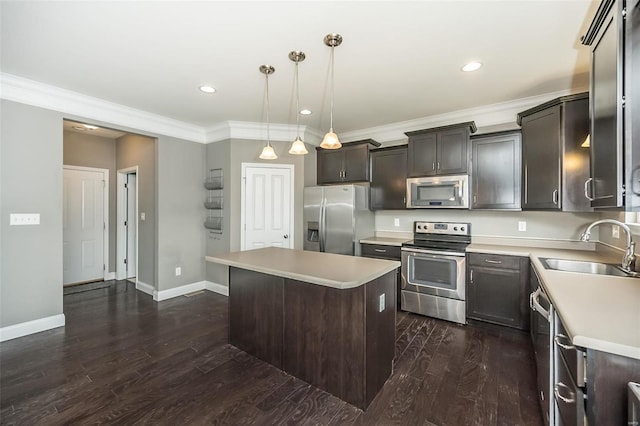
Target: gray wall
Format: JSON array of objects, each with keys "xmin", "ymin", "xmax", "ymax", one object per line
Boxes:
[
  {"xmin": 116, "ymin": 133, "xmax": 157, "ymax": 287},
  {"xmin": 1, "ymin": 101, "xmax": 64, "ymax": 328},
  {"xmin": 63, "ymin": 130, "xmax": 117, "ymax": 271},
  {"xmin": 205, "ymin": 140, "xmax": 231, "ymax": 285},
  {"xmin": 156, "ymin": 137, "xmax": 206, "ymax": 291}
]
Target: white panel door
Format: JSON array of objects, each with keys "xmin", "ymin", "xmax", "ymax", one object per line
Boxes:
[
  {"xmin": 63, "ymin": 168, "xmax": 105, "ymax": 285},
  {"xmin": 243, "ymin": 165, "xmax": 293, "ymax": 250}
]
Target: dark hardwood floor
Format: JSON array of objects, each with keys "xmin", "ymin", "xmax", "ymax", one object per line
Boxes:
[{"xmin": 0, "ymin": 280, "xmax": 542, "ymax": 425}]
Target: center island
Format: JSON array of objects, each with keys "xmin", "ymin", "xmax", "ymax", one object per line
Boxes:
[{"xmin": 205, "ymin": 246, "xmax": 400, "ymax": 409}]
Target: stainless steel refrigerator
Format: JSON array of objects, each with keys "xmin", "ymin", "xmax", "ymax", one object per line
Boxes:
[{"xmin": 303, "ymin": 184, "xmax": 374, "ymax": 256}]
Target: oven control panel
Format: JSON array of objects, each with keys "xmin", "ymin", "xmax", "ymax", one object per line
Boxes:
[{"xmin": 414, "ymin": 221, "xmax": 471, "ymax": 236}]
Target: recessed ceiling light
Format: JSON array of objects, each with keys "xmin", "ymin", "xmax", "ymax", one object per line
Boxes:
[
  {"xmin": 83, "ymin": 124, "xmax": 99, "ymax": 130},
  {"xmin": 462, "ymin": 61, "xmax": 482, "ymax": 72},
  {"xmin": 300, "ymin": 109, "xmax": 312, "ymax": 115},
  {"xmin": 73, "ymin": 126, "xmax": 86, "ymax": 131},
  {"xmin": 199, "ymin": 85, "xmax": 216, "ymax": 94}
]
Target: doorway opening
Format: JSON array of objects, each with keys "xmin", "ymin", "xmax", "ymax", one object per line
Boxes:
[{"xmin": 117, "ymin": 167, "xmax": 138, "ymax": 284}]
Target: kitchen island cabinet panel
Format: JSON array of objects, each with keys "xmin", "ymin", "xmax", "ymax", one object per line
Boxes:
[
  {"xmin": 283, "ymin": 278, "xmax": 365, "ymax": 405},
  {"xmin": 229, "ymin": 267, "xmax": 283, "ymax": 368}
]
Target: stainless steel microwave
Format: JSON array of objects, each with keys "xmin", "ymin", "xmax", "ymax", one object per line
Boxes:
[{"xmin": 406, "ymin": 174, "xmax": 469, "ymax": 208}]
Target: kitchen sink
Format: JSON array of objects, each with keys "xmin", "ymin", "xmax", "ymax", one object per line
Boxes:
[{"xmin": 539, "ymin": 257, "xmax": 632, "ymax": 277}]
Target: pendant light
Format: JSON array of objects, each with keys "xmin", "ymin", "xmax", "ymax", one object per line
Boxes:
[
  {"xmin": 288, "ymin": 50, "xmax": 308, "ymax": 155},
  {"xmin": 259, "ymin": 65, "xmax": 278, "ymax": 160},
  {"xmin": 320, "ymin": 33, "xmax": 343, "ymax": 150}
]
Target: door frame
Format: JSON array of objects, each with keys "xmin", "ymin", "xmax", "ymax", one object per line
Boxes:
[
  {"xmin": 62, "ymin": 165, "xmax": 110, "ymax": 281},
  {"xmin": 240, "ymin": 162, "xmax": 295, "ymax": 251},
  {"xmin": 116, "ymin": 166, "xmax": 139, "ymax": 282}
]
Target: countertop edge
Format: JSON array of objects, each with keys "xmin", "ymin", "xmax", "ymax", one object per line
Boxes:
[
  {"xmin": 573, "ymin": 336, "xmax": 640, "ymax": 360},
  {"xmin": 205, "ymin": 255, "xmax": 400, "ymax": 290}
]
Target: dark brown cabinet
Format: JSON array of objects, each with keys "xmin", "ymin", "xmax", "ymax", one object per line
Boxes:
[
  {"xmin": 518, "ymin": 93, "xmax": 592, "ymax": 212},
  {"xmin": 470, "ymin": 131, "xmax": 522, "ymax": 210},
  {"xmin": 466, "ymin": 252, "xmax": 530, "ymax": 330},
  {"xmin": 370, "ymin": 146, "xmax": 407, "ymax": 210},
  {"xmin": 316, "ymin": 139, "xmax": 379, "ymax": 185},
  {"xmin": 405, "ymin": 122, "xmax": 476, "ymax": 177},
  {"xmin": 581, "ymin": 0, "xmax": 639, "ymax": 209},
  {"xmin": 360, "ymin": 243, "xmax": 402, "ymax": 309}
]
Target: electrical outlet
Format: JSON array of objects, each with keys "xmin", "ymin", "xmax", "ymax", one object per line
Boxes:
[
  {"xmin": 394, "ymin": 218, "xmax": 400, "ymax": 227},
  {"xmin": 518, "ymin": 221, "xmax": 527, "ymax": 232},
  {"xmin": 10, "ymin": 213, "xmax": 40, "ymax": 225},
  {"xmin": 378, "ymin": 294, "xmax": 385, "ymax": 312},
  {"xmin": 140, "ymin": 212, "xmax": 146, "ymax": 221},
  {"xmin": 175, "ymin": 267, "xmax": 182, "ymax": 276},
  {"xmin": 612, "ymin": 225, "xmax": 620, "ymax": 239}
]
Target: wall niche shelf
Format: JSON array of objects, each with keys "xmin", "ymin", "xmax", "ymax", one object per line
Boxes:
[{"xmin": 204, "ymin": 168, "xmax": 223, "ymax": 233}]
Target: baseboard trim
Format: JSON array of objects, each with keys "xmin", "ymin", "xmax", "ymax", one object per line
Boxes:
[
  {"xmin": 136, "ymin": 280, "xmax": 155, "ymax": 296},
  {"xmin": 0, "ymin": 314, "xmax": 66, "ymax": 342},
  {"xmin": 154, "ymin": 281, "xmax": 208, "ymax": 301},
  {"xmin": 104, "ymin": 272, "xmax": 116, "ymax": 281},
  {"xmin": 204, "ymin": 281, "xmax": 229, "ymax": 296}
]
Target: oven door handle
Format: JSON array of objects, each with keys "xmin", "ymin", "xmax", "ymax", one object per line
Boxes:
[{"xmin": 401, "ymin": 247, "xmax": 466, "ymax": 258}]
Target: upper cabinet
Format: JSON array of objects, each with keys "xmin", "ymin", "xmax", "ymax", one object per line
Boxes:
[
  {"xmin": 581, "ymin": 0, "xmax": 639, "ymax": 209},
  {"xmin": 370, "ymin": 146, "xmax": 408, "ymax": 210},
  {"xmin": 405, "ymin": 122, "xmax": 476, "ymax": 177},
  {"xmin": 518, "ymin": 93, "xmax": 592, "ymax": 211},
  {"xmin": 470, "ymin": 131, "xmax": 522, "ymax": 210},
  {"xmin": 316, "ymin": 139, "xmax": 380, "ymax": 185}
]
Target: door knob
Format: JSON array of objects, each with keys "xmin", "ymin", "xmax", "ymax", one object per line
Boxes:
[{"xmin": 283, "ymin": 234, "xmax": 289, "ymax": 239}]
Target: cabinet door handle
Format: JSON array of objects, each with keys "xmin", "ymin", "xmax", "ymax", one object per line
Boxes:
[
  {"xmin": 374, "ymin": 249, "xmax": 387, "ymax": 253},
  {"xmin": 432, "ymin": 162, "xmax": 436, "ymax": 171},
  {"xmin": 437, "ymin": 162, "xmax": 440, "ymax": 170},
  {"xmin": 469, "ymin": 269, "xmax": 473, "ymax": 283},
  {"xmin": 554, "ymin": 382, "xmax": 576, "ymax": 404},
  {"xmin": 484, "ymin": 259, "xmax": 502, "ymax": 264},
  {"xmin": 554, "ymin": 334, "xmax": 575, "ymax": 350},
  {"xmin": 552, "ymin": 189, "xmax": 559, "ymax": 205},
  {"xmin": 473, "ymin": 194, "xmax": 477, "ymax": 205},
  {"xmin": 584, "ymin": 178, "xmax": 594, "ymax": 201}
]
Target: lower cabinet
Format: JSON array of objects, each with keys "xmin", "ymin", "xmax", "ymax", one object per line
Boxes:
[
  {"xmin": 361, "ymin": 243, "xmax": 402, "ymax": 309},
  {"xmin": 466, "ymin": 252, "xmax": 530, "ymax": 330}
]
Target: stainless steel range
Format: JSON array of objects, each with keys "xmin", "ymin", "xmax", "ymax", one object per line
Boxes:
[{"xmin": 401, "ymin": 221, "xmax": 471, "ymax": 324}]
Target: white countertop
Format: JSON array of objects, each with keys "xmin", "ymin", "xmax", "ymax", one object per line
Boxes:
[
  {"xmin": 469, "ymin": 243, "xmax": 640, "ymax": 360},
  {"xmin": 360, "ymin": 236, "xmax": 410, "ymax": 246},
  {"xmin": 206, "ymin": 247, "xmax": 400, "ymax": 290}
]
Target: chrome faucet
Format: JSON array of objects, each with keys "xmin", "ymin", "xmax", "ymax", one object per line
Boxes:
[{"xmin": 579, "ymin": 219, "xmax": 637, "ymax": 274}]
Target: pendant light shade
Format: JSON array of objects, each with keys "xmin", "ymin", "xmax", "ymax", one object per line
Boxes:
[
  {"xmin": 288, "ymin": 51, "xmax": 308, "ymax": 155},
  {"xmin": 258, "ymin": 64, "xmax": 278, "ymax": 160},
  {"xmin": 320, "ymin": 33, "xmax": 343, "ymax": 150}
]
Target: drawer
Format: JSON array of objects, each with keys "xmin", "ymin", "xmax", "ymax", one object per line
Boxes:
[
  {"xmin": 555, "ymin": 317, "xmax": 586, "ymax": 387},
  {"xmin": 555, "ymin": 351, "xmax": 586, "ymax": 426},
  {"xmin": 467, "ymin": 252, "xmax": 522, "ymax": 269},
  {"xmin": 360, "ymin": 244, "xmax": 401, "ymax": 260}
]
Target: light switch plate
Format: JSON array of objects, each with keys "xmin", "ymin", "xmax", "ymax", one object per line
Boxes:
[
  {"xmin": 175, "ymin": 267, "xmax": 182, "ymax": 276},
  {"xmin": 612, "ymin": 225, "xmax": 620, "ymax": 239},
  {"xmin": 10, "ymin": 213, "xmax": 40, "ymax": 225},
  {"xmin": 394, "ymin": 218, "xmax": 400, "ymax": 227},
  {"xmin": 379, "ymin": 294, "xmax": 385, "ymax": 312},
  {"xmin": 141, "ymin": 212, "xmax": 146, "ymax": 221},
  {"xmin": 518, "ymin": 221, "xmax": 527, "ymax": 232}
]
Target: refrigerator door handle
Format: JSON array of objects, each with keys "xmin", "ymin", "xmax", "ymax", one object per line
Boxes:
[{"xmin": 319, "ymin": 196, "xmax": 326, "ymax": 252}]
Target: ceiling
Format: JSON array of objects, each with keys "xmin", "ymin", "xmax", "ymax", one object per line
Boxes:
[{"xmin": 1, "ymin": 1, "xmax": 597, "ymax": 135}]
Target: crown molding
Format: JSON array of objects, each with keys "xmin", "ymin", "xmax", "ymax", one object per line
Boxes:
[
  {"xmin": 339, "ymin": 88, "xmax": 588, "ymax": 143},
  {"xmin": 205, "ymin": 121, "xmax": 324, "ymax": 145},
  {"xmin": 0, "ymin": 72, "xmax": 206, "ymax": 143}
]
